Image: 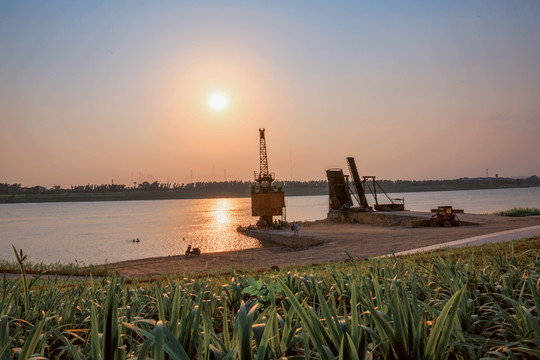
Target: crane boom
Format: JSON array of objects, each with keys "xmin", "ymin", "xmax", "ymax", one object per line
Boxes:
[
  {"xmin": 259, "ymin": 128, "xmax": 269, "ymax": 176},
  {"xmin": 347, "ymin": 157, "xmax": 368, "ymax": 208},
  {"xmin": 255, "ymin": 128, "xmax": 275, "ymax": 188}
]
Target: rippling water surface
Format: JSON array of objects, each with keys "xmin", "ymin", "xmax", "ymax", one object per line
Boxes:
[{"xmin": 1, "ymin": 187, "xmax": 539, "ymax": 264}]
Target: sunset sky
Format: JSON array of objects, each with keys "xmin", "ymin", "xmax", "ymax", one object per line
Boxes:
[{"xmin": 1, "ymin": 1, "xmax": 539, "ymax": 187}]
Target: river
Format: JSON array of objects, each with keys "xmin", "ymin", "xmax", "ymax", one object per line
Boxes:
[{"xmin": 1, "ymin": 187, "xmax": 539, "ymax": 265}]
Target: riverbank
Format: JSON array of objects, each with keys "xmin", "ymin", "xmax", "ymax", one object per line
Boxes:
[
  {"xmin": 105, "ymin": 212, "xmax": 540, "ymax": 277},
  {"xmin": 2, "ymin": 182, "xmax": 539, "ymax": 204}
]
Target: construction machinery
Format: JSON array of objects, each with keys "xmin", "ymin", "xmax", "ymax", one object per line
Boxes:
[
  {"xmin": 362, "ymin": 176, "xmax": 405, "ymax": 211},
  {"xmin": 251, "ymin": 129, "xmax": 285, "ymax": 226},
  {"xmin": 327, "ymin": 157, "xmax": 405, "ymax": 212},
  {"xmin": 327, "ymin": 169, "xmax": 353, "ymax": 210},
  {"xmin": 430, "ymin": 206, "xmax": 461, "ymax": 227},
  {"xmin": 347, "ymin": 157, "xmax": 368, "ymax": 208}
]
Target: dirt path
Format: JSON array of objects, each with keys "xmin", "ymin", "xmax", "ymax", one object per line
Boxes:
[
  {"xmin": 394, "ymin": 225, "xmax": 540, "ymax": 256},
  {"xmin": 107, "ymin": 213, "xmax": 540, "ymax": 277}
]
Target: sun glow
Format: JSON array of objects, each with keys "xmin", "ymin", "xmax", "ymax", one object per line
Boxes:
[{"xmin": 208, "ymin": 93, "xmax": 229, "ymax": 111}]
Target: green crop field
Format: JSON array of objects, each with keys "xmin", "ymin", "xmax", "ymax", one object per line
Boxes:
[{"xmin": 2, "ymin": 238, "xmax": 540, "ymax": 359}]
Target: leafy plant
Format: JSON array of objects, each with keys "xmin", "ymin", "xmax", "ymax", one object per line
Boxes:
[
  {"xmin": 1, "ymin": 239, "xmax": 540, "ymax": 358},
  {"xmin": 493, "ymin": 207, "xmax": 540, "ymax": 217}
]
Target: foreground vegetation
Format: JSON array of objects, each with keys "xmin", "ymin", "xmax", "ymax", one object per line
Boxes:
[
  {"xmin": 494, "ymin": 207, "xmax": 540, "ymax": 217},
  {"xmin": 0, "ymin": 258, "xmax": 107, "ymax": 277},
  {"xmin": 2, "ymin": 238, "xmax": 540, "ymax": 359}
]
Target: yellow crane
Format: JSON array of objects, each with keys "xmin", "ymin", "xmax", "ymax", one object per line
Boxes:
[{"xmin": 251, "ymin": 128, "xmax": 285, "ymax": 226}]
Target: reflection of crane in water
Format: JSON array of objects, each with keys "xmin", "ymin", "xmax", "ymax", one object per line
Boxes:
[{"xmin": 251, "ymin": 128, "xmax": 285, "ymax": 226}]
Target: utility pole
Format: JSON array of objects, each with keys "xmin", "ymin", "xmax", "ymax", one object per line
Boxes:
[{"xmin": 290, "ymin": 152, "xmax": 293, "ymax": 180}]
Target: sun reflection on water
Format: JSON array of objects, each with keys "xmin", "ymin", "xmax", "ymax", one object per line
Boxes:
[
  {"xmin": 206, "ymin": 198, "xmax": 238, "ymax": 252},
  {"xmin": 212, "ymin": 198, "xmax": 232, "ymax": 225}
]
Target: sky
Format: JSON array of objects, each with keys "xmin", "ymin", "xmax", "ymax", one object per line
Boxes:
[{"xmin": 1, "ymin": 1, "xmax": 539, "ymax": 188}]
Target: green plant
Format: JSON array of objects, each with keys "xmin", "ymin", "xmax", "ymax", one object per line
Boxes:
[
  {"xmin": 493, "ymin": 207, "xmax": 540, "ymax": 217},
  {"xmin": 1, "ymin": 239, "xmax": 540, "ymax": 358}
]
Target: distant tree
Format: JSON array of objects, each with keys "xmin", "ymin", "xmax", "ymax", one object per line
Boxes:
[{"xmin": 0, "ymin": 183, "xmax": 22, "ymax": 193}]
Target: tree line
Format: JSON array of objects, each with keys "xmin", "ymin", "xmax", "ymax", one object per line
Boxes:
[{"xmin": 1, "ymin": 176, "xmax": 539, "ymax": 195}]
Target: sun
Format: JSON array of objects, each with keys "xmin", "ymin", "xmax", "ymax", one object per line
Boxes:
[{"xmin": 208, "ymin": 93, "xmax": 229, "ymax": 111}]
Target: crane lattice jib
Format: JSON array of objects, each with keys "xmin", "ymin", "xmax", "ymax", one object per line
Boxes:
[
  {"xmin": 259, "ymin": 128, "xmax": 269, "ymax": 176},
  {"xmin": 256, "ymin": 128, "xmax": 274, "ymax": 187}
]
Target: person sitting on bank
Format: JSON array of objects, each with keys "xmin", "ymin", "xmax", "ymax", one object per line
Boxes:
[{"xmin": 294, "ymin": 222, "xmax": 299, "ymax": 235}]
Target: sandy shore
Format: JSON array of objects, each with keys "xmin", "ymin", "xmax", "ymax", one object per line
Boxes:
[{"xmin": 107, "ymin": 212, "xmax": 540, "ymax": 277}]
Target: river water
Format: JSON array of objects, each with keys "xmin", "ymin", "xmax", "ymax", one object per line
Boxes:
[{"xmin": 1, "ymin": 187, "xmax": 539, "ymax": 265}]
